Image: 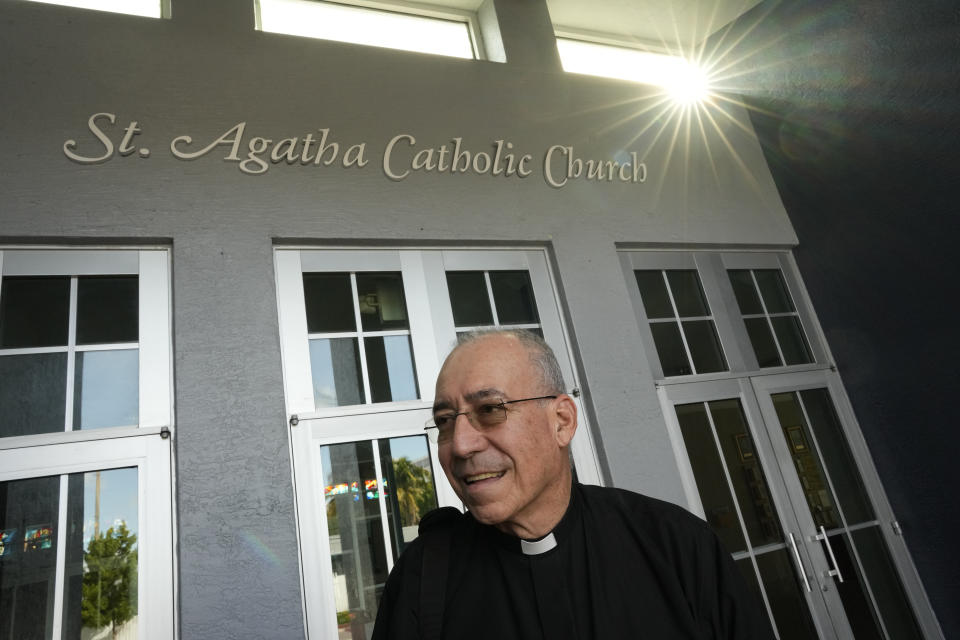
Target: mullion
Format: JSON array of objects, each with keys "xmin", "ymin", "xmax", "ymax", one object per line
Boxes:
[
  {"xmin": 483, "ymin": 271, "xmax": 501, "ymax": 326},
  {"xmin": 661, "ymin": 271, "xmax": 698, "ymax": 374},
  {"xmin": 749, "ymin": 270, "xmax": 787, "ymax": 367},
  {"xmin": 64, "ymin": 277, "xmax": 78, "ymax": 432},
  {"xmin": 350, "ymin": 273, "xmax": 373, "ymax": 405}
]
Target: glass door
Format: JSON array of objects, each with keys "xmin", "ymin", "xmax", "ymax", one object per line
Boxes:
[
  {"xmin": 661, "ymin": 373, "xmax": 928, "ymax": 639},
  {"xmin": 751, "ymin": 372, "xmax": 925, "ymax": 640}
]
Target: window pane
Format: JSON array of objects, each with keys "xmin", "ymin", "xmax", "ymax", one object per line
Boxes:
[
  {"xmin": 667, "ymin": 270, "xmax": 709, "ymax": 317},
  {"xmin": 709, "ymin": 400, "xmax": 781, "ymax": 547},
  {"xmin": 650, "ymin": 322, "xmax": 691, "ymax": 376},
  {"xmin": 755, "ymin": 270, "xmax": 795, "ymax": 313},
  {"xmin": 754, "ymin": 549, "xmax": 820, "ymax": 640},
  {"xmin": 0, "ymin": 475, "xmax": 60, "ymax": 640},
  {"xmin": 850, "ymin": 527, "xmax": 924, "ymax": 640},
  {"xmin": 378, "ymin": 436, "xmax": 437, "ymax": 558},
  {"xmin": 799, "ymin": 389, "xmax": 874, "ymax": 524},
  {"xmin": 74, "ymin": 350, "xmax": 139, "ymax": 430},
  {"xmin": 771, "ymin": 316, "xmax": 813, "ymax": 365},
  {"xmin": 489, "ymin": 271, "xmax": 539, "ymax": 325},
  {"xmin": 364, "ymin": 336, "xmax": 418, "ymax": 403},
  {"xmin": 0, "ymin": 276, "xmax": 70, "ymax": 348},
  {"xmin": 744, "ymin": 318, "xmax": 782, "ymax": 367},
  {"xmin": 634, "ymin": 271, "xmax": 673, "ymax": 319},
  {"xmin": 446, "ymin": 272, "xmax": 493, "ymax": 327},
  {"xmin": 682, "ymin": 320, "xmax": 727, "ymax": 373},
  {"xmin": 674, "ymin": 403, "xmax": 746, "ymax": 553},
  {"xmin": 321, "ymin": 441, "xmax": 389, "ymax": 640},
  {"xmin": 356, "ymin": 273, "xmax": 409, "ymax": 332},
  {"xmin": 310, "ymin": 338, "xmax": 365, "ymax": 407},
  {"xmin": 63, "ymin": 468, "xmax": 139, "ymax": 640},
  {"xmin": 822, "ymin": 532, "xmax": 885, "ymax": 639},
  {"xmin": 728, "ymin": 270, "xmax": 763, "ymax": 315},
  {"xmin": 303, "ymin": 273, "xmax": 356, "ymax": 333},
  {"xmin": 0, "ymin": 353, "xmax": 67, "ymax": 438},
  {"xmin": 772, "ymin": 393, "xmax": 842, "ymax": 530},
  {"xmin": 76, "ymin": 276, "xmax": 138, "ymax": 345}
]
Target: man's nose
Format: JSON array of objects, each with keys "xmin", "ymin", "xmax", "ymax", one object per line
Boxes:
[{"xmin": 448, "ymin": 413, "xmax": 487, "ymax": 457}]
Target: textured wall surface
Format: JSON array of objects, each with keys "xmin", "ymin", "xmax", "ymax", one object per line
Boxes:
[
  {"xmin": 0, "ymin": 1, "xmax": 793, "ymax": 637},
  {"xmin": 720, "ymin": 1, "xmax": 960, "ymax": 635}
]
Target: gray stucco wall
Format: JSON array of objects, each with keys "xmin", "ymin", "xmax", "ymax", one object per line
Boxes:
[{"xmin": 0, "ymin": 0, "xmax": 794, "ymax": 636}]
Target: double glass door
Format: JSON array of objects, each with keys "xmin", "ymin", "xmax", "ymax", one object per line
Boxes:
[{"xmin": 662, "ymin": 372, "xmax": 925, "ymax": 639}]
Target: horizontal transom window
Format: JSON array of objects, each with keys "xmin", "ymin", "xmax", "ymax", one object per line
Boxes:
[{"xmin": 257, "ymin": 0, "xmax": 476, "ymax": 59}]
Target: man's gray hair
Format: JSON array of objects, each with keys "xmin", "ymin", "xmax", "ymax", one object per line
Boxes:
[{"xmin": 453, "ymin": 328, "xmax": 566, "ymax": 394}]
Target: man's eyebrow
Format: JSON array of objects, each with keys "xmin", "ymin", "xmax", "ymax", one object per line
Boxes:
[
  {"xmin": 432, "ymin": 388, "xmax": 504, "ymax": 413},
  {"xmin": 463, "ymin": 388, "xmax": 504, "ymax": 403}
]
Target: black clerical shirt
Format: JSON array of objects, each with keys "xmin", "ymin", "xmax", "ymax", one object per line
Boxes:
[{"xmin": 373, "ymin": 483, "xmax": 774, "ymax": 639}]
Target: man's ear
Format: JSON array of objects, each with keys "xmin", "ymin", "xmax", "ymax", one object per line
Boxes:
[{"xmin": 553, "ymin": 394, "xmax": 578, "ymax": 447}]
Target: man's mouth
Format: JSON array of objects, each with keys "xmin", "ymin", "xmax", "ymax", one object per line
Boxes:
[{"xmin": 464, "ymin": 471, "xmax": 505, "ymax": 484}]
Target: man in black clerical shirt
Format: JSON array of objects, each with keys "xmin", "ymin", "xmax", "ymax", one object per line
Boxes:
[{"xmin": 373, "ymin": 329, "xmax": 773, "ymax": 640}]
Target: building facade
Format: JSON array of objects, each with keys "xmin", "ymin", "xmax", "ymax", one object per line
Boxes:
[{"xmin": 0, "ymin": 0, "xmax": 951, "ymax": 638}]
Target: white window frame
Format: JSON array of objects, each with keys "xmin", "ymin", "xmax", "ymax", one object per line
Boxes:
[
  {"xmin": 0, "ymin": 247, "xmax": 176, "ymax": 640},
  {"xmin": 255, "ymin": 0, "xmax": 484, "ymax": 60},
  {"xmin": 275, "ymin": 246, "xmax": 602, "ymax": 638},
  {"xmin": 622, "ymin": 248, "xmax": 944, "ymax": 640}
]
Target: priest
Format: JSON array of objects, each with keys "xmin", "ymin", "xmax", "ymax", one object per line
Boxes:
[{"xmin": 373, "ymin": 329, "xmax": 774, "ymax": 640}]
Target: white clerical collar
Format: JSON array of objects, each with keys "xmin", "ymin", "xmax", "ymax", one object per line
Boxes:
[{"xmin": 520, "ymin": 532, "xmax": 557, "ymax": 556}]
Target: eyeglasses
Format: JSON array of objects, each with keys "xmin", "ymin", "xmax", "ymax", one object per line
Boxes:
[{"xmin": 424, "ymin": 395, "xmax": 557, "ymax": 444}]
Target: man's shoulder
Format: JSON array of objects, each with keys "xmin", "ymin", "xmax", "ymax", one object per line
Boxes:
[{"xmin": 576, "ymin": 483, "xmax": 715, "ymax": 540}]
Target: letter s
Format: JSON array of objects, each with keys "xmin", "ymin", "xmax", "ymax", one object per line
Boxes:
[{"xmin": 63, "ymin": 113, "xmax": 116, "ymax": 164}]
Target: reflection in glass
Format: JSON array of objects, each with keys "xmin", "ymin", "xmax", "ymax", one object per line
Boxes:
[
  {"xmin": 74, "ymin": 350, "xmax": 139, "ymax": 430},
  {"xmin": 0, "ymin": 475, "xmax": 60, "ymax": 640},
  {"xmin": 303, "ymin": 273, "xmax": 356, "ymax": 333},
  {"xmin": 446, "ymin": 272, "xmax": 493, "ymax": 327},
  {"xmin": 364, "ymin": 336, "xmax": 419, "ymax": 403},
  {"xmin": 772, "ymin": 393, "xmax": 841, "ymax": 530},
  {"xmin": 798, "ymin": 389, "xmax": 874, "ymax": 524},
  {"xmin": 650, "ymin": 322, "xmax": 691, "ymax": 376},
  {"xmin": 675, "ymin": 403, "xmax": 746, "ymax": 553},
  {"xmin": 667, "ymin": 270, "xmax": 709, "ymax": 317},
  {"xmin": 76, "ymin": 276, "xmax": 139, "ymax": 345},
  {"xmin": 744, "ymin": 318, "xmax": 781, "ymax": 368},
  {"xmin": 310, "ymin": 338, "xmax": 364, "ymax": 407},
  {"xmin": 356, "ymin": 273, "xmax": 409, "ymax": 332},
  {"xmin": 322, "ymin": 441, "xmax": 389, "ymax": 640},
  {"xmin": 754, "ymin": 549, "xmax": 819, "ymax": 640},
  {"xmin": 754, "ymin": 270, "xmax": 795, "ymax": 314},
  {"xmin": 771, "ymin": 316, "xmax": 813, "ymax": 365},
  {"xmin": 379, "ymin": 436, "xmax": 437, "ymax": 558},
  {"xmin": 709, "ymin": 400, "xmax": 781, "ymax": 547},
  {"xmin": 634, "ymin": 271, "xmax": 673, "ymax": 319},
  {"xmin": 728, "ymin": 270, "xmax": 763, "ymax": 315},
  {"xmin": 63, "ymin": 468, "xmax": 139, "ymax": 640},
  {"xmin": 682, "ymin": 320, "xmax": 727, "ymax": 373},
  {"xmin": 0, "ymin": 352, "xmax": 67, "ymax": 438},
  {"xmin": 489, "ymin": 271, "xmax": 539, "ymax": 325},
  {"xmin": 0, "ymin": 276, "xmax": 70, "ymax": 348}
]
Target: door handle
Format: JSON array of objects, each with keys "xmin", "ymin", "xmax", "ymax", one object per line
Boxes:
[
  {"xmin": 788, "ymin": 532, "xmax": 812, "ymax": 592},
  {"xmin": 815, "ymin": 525, "xmax": 845, "ymax": 583}
]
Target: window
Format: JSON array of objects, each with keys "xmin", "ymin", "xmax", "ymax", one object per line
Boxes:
[
  {"xmin": 276, "ymin": 247, "xmax": 601, "ymax": 638},
  {"xmin": 555, "ymin": 36, "xmax": 710, "ymax": 103},
  {"xmin": 0, "ymin": 248, "xmax": 174, "ymax": 640},
  {"xmin": 728, "ymin": 269, "xmax": 813, "ymax": 367},
  {"xmin": 633, "ymin": 269, "xmax": 726, "ymax": 376},
  {"xmin": 257, "ymin": 0, "xmax": 477, "ymax": 59},
  {"xmin": 621, "ymin": 250, "xmax": 937, "ymax": 639},
  {"xmin": 24, "ymin": 0, "xmax": 164, "ymax": 19}
]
